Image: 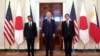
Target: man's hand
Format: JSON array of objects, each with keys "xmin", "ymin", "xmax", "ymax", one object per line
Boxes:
[
  {"xmin": 42, "ymin": 33, "xmax": 45, "ymax": 37},
  {"xmin": 61, "ymin": 37, "xmax": 63, "ymax": 40},
  {"xmin": 53, "ymin": 34, "xmax": 55, "ymax": 38}
]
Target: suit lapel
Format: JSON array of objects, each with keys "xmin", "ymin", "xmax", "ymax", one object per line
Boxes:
[
  {"xmin": 68, "ymin": 21, "xmax": 70, "ymax": 28},
  {"xmin": 28, "ymin": 23, "xmax": 30, "ymax": 28}
]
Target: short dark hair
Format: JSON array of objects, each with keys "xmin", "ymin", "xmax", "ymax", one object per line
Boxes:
[
  {"xmin": 65, "ymin": 13, "xmax": 70, "ymax": 17},
  {"xmin": 27, "ymin": 15, "xmax": 32, "ymax": 18}
]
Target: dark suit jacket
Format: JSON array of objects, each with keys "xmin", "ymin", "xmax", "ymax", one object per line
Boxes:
[
  {"xmin": 42, "ymin": 19, "xmax": 56, "ymax": 36},
  {"xmin": 61, "ymin": 21, "xmax": 75, "ymax": 38},
  {"xmin": 24, "ymin": 22, "xmax": 37, "ymax": 39}
]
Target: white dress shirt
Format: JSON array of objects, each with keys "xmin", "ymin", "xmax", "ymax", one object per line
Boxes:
[
  {"xmin": 29, "ymin": 21, "xmax": 32, "ymax": 27},
  {"xmin": 66, "ymin": 18, "xmax": 71, "ymax": 27}
]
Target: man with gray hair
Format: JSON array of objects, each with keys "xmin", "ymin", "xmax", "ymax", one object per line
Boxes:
[{"xmin": 42, "ymin": 11, "xmax": 56, "ymax": 56}]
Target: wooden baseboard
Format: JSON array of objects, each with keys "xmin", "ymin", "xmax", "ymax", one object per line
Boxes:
[{"xmin": 0, "ymin": 49, "xmax": 100, "ymax": 53}]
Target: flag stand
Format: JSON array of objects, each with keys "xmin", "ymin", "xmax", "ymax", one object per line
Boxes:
[
  {"xmin": 16, "ymin": 45, "xmax": 20, "ymax": 53},
  {"xmin": 95, "ymin": 43, "xmax": 99, "ymax": 54},
  {"xmin": 83, "ymin": 44, "xmax": 86, "ymax": 53},
  {"xmin": 9, "ymin": 46, "xmax": 11, "ymax": 53},
  {"xmin": 4, "ymin": 38, "xmax": 11, "ymax": 53},
  {"xmin": 72, "ymin": 43, "xmax": 75, "ymax": 54},
  {"xmin": 95, "ymin": 44, "xmax": 97, "ymax": 54}
]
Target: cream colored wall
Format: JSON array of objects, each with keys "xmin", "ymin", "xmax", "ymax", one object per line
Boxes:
[
  {"xmin": 0, "ymin": 0, "xmax": 5, "ymax": 49},
  {"xmin": 0, "ymin": 0, "xmax": 100, "ymax": 49}
]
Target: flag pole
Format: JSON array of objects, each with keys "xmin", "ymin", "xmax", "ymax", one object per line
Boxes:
[
  {"xmin": 9, "ymin": 0, "xmax": 11, "ymax": 52},
  {"xmin": 83, "ymin": 43, "xmax": 88, "ymax": 53},
  {"xmin": 4, "ymin": 37, "xmax": 6, "ymax": 50},
  {"xmin": 95, "ymin": 43, "xmax": 99, "ymax": 53},
  {"xmin": 72, "ymin": 41, "xmax": 75, "ymax": 54},
  {"xmin": 83, "ymin": 44, "xmax": 85, "ymax": 53},
  {"xmin": 9, "ymin": 45, "xmax": 12, "ymax": 52},
  {"xmin": 17, "ymin": 44, "xmax": 20, "ymax": 53},
  {"xmin": 95, "ymin": 43, "xmax": 97, "ymax": 53},
  {"xmin": 97, "ymin": 0, "xmax": 99, "ymax": 53},
  {"xmin": 97, "ymin": 43, "xmax": 99, "ymax": 53}
]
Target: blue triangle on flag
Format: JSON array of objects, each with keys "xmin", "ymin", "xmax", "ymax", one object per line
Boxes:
[
  {"xmin": 70, "ymin": 2, "xmax": 76, "ymax": 21},
  {"xmin": 30, "ymin": 5, "xmax": 33, "ymax": 21}
]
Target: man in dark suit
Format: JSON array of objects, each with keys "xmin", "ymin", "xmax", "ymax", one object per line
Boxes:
[
  {"xmin": 24, "ymin": 16, "xmax": 37, "ymax": 56},
  {"xmin": 42, "ymin": 11, "xmax": 56, "ymax": 56},
  {"xmin": 61, "ymin": 14, "xmax": 75, "ymax": 56}
]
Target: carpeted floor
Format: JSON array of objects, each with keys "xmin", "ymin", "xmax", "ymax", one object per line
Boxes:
[{"xmin": 0, "ymin": 52, "xmax": 100, "ymax": 56}]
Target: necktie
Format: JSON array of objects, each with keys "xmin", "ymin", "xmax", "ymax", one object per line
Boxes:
[
  {"xmin": 29, "ymin": 22, "xmax": 31, "ymax": 28},
  {"xmin": 48, "ymin": 19, "xmax": 50, "ymax": 24}
]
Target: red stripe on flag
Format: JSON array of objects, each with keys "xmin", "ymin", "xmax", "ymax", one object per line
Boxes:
[
  {"xmin": 5, "ymin": 21, "xmax": 14, "ymax": 37},
  {"xmin": 4, "ymin": 32, "xmax": 12, "ymax": 45},
  {"xmin": 73, "ymin": 20, "xmax": 79, "ymax": 43},
  {"xmin": 4, "ymin": 26, "xmax": 14, "ymax": 43}
]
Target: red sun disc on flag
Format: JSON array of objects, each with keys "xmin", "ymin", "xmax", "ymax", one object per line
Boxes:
[
  {"xmin": 80, "ymin": 16, "xmax": 88, "ymax": 30},
  {"xmin": 15, "ymin": 16, "xmax": 23, "ymax": 30}
]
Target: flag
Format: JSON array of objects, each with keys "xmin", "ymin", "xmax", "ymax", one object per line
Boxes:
[
  {"xmin": 4, "ymin": 1, "xmax": 14, "ymax": 45},
  {"xmin": 70, "ymin": 2, "xmax": 79, "ymax": 44},
  {"xmin": 89, "ymin": 5, "xmax": 100, "ymax": 44},
  {"xmin": 25, "ymin": 0, "xmax": 33, "ymax": 23},
  {"xmin": 79, "ymin": 2, "xmax": 89, "ymax": 44},
  {"xmin": 15, "ymin": 2, "xmax": 24, "ymax": 45}
]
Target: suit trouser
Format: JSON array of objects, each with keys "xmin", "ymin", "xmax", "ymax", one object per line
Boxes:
[
  {"xmin": 45, "ymin": 35, "xmax": 53, "ymax": 56},
  {"xmin": 64, "ymin": 35, "xmax": 72, "ymax": 56},
  {"xmin": 26, "ymin": 37, "xmax": 35, "ymax": 56}
]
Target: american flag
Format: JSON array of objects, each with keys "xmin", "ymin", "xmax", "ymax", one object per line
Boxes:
[
  {"xmin": 30, "ymin": 5, "xmax": 33, "ymax": 19},
  {"xmin": 70, "ymin": 2, "xmax": 79, "ymax": 43},
  {"xmin": 4, "ymin": 1, "xmax": 14, "ymax": 45}
]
